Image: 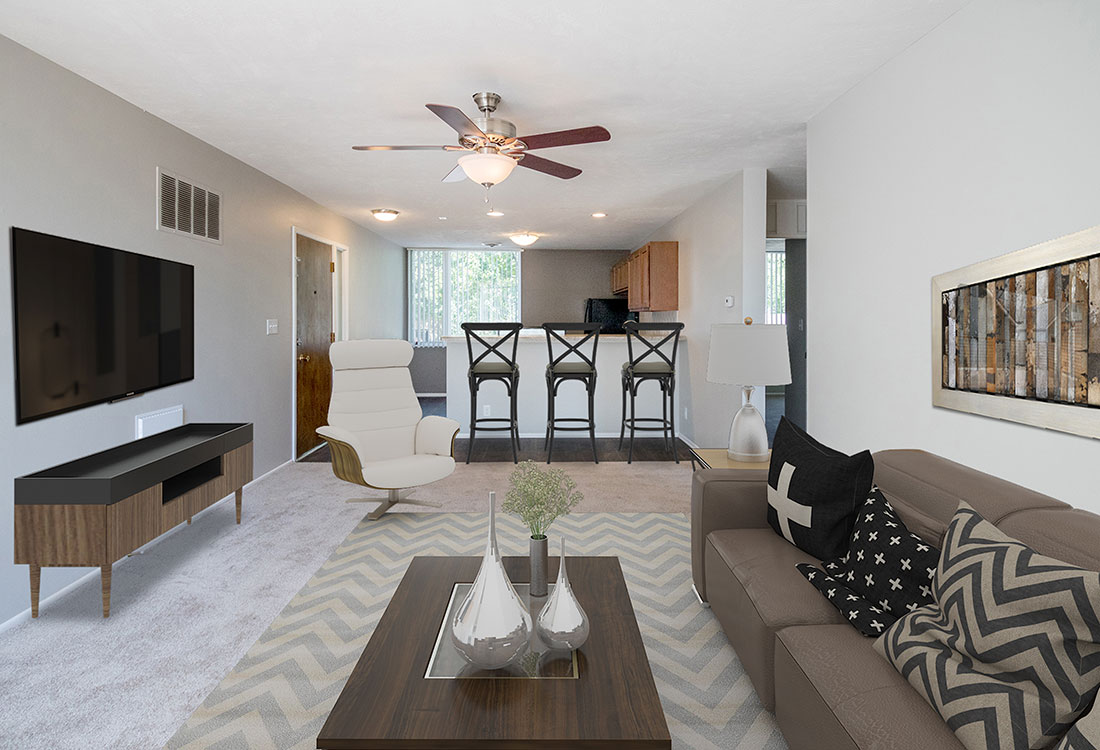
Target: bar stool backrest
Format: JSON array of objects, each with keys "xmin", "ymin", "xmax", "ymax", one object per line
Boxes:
[
  {"xmin": 623, "ymin": 320, "xmax": 685, "ymax": 371},
  {"xmin": 541, "ymin": 322, "xmax": 602, "ymax": 371},
  {"xmin": 461, "ymin": 322, "xmax": 523, "ymax": 371}
]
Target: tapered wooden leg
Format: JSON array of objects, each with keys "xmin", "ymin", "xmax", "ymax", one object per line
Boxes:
[
  {"xmin": 187, "ymin": 517, "xmax": 191, "ymax": 525},
  {"xmin": 101, "ymin": 564, "xmax": 112, "ymax": 618},
  {"xmin": 29, "ymin": 564, "xmax": 41, "ymax": 618},
  {"xmin": 235, "ymin": 488, "xmax": 242, "ymax": 524}
]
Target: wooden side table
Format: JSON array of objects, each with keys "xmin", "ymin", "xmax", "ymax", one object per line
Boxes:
[{"xmin": 688, "ymin": 447, "xmax": 771, "ymax": 471}]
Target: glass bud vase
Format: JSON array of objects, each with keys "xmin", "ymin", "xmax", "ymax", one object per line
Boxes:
[
  {"xmin": 535, "ymin": 536, "xmax": 590, "ymax": 651},
  {"xmin": 451, "ymin": 491, "xmax": 531, "ymax": 669}
]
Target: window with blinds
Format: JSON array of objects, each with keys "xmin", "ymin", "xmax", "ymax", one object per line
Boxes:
[
  {"xmin": 408, "ymin": 249, "xmax": 522, "ymax": 346},
  {"xmin": 765, "ymin": 239, "xmax": 787, "ymax": 325}
]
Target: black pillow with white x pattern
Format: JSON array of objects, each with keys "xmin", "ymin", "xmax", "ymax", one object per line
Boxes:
[
  {"xmin": 796, "ymin": 563, "xmax": 895, "ymax": 637},
  {"xmin": 823, "ymin": 489, "xmax": 939, "ymax": 617},
  {"xmin": 798, "ymin": 488, "xmax": 941, "ymax": 636}
]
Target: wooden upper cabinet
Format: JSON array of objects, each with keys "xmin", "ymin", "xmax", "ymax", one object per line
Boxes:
[
  {"xmin": 610, "ymin": 259, "xmax": 629, "ymax": 295},
  {"xmin": 625, "ymin": 241, "xmax": 677, "ymax": 312}
]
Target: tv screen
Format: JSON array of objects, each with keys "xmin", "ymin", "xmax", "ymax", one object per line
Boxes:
[{"xmin": 11, "ymin": 228, "xmax": 194, "ymax": 424}]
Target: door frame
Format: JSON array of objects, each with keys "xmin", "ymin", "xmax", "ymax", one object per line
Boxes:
[{"xmin": 290, "ymin": 227, "xmax": 349, "ymax": 460}]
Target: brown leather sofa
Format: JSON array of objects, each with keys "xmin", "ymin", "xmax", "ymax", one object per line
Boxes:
[{"xmin": 691, "ymin": 449, "xmax": 1100, "ymax": 750}]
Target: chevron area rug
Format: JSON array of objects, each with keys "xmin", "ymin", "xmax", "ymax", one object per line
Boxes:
[{"xmin": 165, "ymin": 512, "xmax": 787, "ymax": 749}]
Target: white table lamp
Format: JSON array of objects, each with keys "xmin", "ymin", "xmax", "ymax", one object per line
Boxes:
[{"xmin": 707, "ymin": 318, "xmax": 791, "ymax": 462}]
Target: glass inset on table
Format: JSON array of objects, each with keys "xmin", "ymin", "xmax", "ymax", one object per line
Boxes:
[{"xmin": 426, "ymin": 583, "xmax": 579, "ymax": 679}]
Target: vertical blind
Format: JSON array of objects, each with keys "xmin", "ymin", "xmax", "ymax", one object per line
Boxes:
[
  {"xmin": 765, "ymin": 239, "xmax": 787, "ymax": 325},
  {"xmin": 408, "ymin": 249, "xmax": 522, "ymax": 346}
]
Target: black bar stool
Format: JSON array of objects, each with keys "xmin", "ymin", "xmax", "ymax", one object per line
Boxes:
[
  {"xmin": 462, "ymin": 322, "xmax": 522, "ymax": 464},
  {"xmin": 542, "ymin": 323, "xmax": 602, "ymax": 464},
  {"xmin": 619, "ymin": 321, "xmax": 685, "ymax": 464}
]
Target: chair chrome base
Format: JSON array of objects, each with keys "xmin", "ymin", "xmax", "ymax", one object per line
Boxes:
[{"xmin": 346, "ymin": 489, "xmax": 443, "ymax": 521}]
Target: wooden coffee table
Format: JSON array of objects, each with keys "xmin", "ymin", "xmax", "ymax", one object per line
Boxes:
[{"xmin": 317, "ymin": 555, "xmax": 671, "ymax": 749}]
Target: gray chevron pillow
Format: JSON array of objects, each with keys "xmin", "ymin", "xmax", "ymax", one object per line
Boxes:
[{"xmin": 876, "ymin": 502, "xmax": 1100, "ymax": 750}]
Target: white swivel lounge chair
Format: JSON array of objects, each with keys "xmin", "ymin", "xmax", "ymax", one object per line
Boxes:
[{"xmin": 317, "ymin": 339, "xmax": 460, "ymax": 520}]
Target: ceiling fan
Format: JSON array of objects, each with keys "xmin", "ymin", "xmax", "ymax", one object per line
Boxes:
[{"xmin": 352, "ymin": 92, "xmax": 610, "ymax": 189}]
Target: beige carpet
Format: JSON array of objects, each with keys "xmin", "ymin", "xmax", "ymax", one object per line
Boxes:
[{"xmin": 341, "ymin": 459, "xmax": 695, "ymax": 514}]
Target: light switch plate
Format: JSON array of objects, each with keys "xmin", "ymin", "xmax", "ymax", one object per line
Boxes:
[{"xmin": 266, "ymin": 319, "xmax": 279, "ymax": 335}]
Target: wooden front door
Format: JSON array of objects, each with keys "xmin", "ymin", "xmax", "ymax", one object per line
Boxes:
[{"xmin": 295, "ymin": 234, "xmax": 334, "ymax": 458}]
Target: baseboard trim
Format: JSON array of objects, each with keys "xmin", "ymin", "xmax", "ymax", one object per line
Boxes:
[{"xmin": 0, "ymin": 457, "xmax": 294, "ymax": 633}]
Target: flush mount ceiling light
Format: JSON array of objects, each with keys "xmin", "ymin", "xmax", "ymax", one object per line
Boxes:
[
  {"xmin": 371, "ymin": 208, "xmax": 400, "ymax": 222},
  {"xmin": 509, "ymin": 233, "xmax": 539, "ymax": 247},
  {"xmin": 591, "ymin": 212, "xmax": 607, "ymax": 218},
  {"xmin": 487, "ymin": 209, "xmax": 504, "ymax": 217},
  {"xmin": 482, "ymin": 242, "xmax": 502, "ymax": 248},
  {"xmin": 438, "ymin": 216, "xmax": 447, "ymax": 220}
]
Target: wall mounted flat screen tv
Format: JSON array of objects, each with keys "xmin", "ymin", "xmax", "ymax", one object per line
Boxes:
[{"xmin": 11, "ymin": 228, "xmax": 194, "ymax": 424}]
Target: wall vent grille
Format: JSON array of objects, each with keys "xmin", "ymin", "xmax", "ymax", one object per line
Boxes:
[{"xmin": 157, "ymin": 168, "xmax": 222, "ymax": 243}]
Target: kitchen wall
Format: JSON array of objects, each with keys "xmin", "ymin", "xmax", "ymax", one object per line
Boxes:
[
  {"xmin": 0, "ymin": 34, "xmax": 405, "ymax": 624},
  {"xmin": 644, "ymin": 169, "xmax": 768, "ymax": 447},
  {"xmin": 807, "ymin": 0, "xmax": 1100, "ymax": 510},
  {"xmin": 521, "ymin": 248, "xmax": 629, "ymax": 326}
]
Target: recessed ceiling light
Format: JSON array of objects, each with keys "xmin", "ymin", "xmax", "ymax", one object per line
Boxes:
[
  {"xmin": 591, "ymin": 212, "xmax": 607, "ymax": 218},
  {"xmin": 482, "ymin": 242, "xmax": 502, "ymax": 248},
  {"xmin": 371, "ymin": 208, "xmax": 399, "ymax": 222},
  {"xmin": 487, "ymin": 209, "xmax": 504, "ymax": 217},
  {"xmin": 509, "ymin": 233, "xmax": 539, "ymax": 247},
  {"xmin": 438, "ymin": 216, "xmax": 447, "ymax": 220}
]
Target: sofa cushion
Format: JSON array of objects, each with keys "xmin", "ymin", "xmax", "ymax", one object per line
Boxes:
[
  {"xmin": 876, "ymin": 502, "xmax": 1100, "ymax": 750},
  {"xmin": 775, "ymin": 624, "xmax": 964, "ymax": 750},
  {"xmin": 796, "ymin": 563, "xmax": 894, "ymax": 637},
  {"xmin": 768, "ymin": 417, "xmax": 874, "ymax": 560},
  {"xmin": 707, "ymin": 529, "xmax": 847, "ymax": 629}
]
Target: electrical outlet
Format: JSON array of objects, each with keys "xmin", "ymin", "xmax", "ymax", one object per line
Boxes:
[
  {"xmin": 483, "ymin": 404, "xmax": 491, "ymax": 417},
  {"xmin": 266, "ymin": 319, "xmax": 278, "ymax": 335}
]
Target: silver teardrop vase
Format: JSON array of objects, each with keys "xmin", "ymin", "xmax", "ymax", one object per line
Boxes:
[
  {"xmin": 535, "ymin": 536, "xmax": 590, "ymax": 651},
  {"xmin": 451, "ymin": 491, "xmax": 531, "ymax": 670}
]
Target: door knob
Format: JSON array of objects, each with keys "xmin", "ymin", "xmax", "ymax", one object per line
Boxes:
[{"xmin": 297, "ymin": 354, "xmax": 311, "ymax": 363}]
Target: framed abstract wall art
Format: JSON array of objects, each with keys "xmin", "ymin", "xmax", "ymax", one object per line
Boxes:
[{"xmin": 932, "ymin": 224, "xmax": 1100, "ymax": 439}]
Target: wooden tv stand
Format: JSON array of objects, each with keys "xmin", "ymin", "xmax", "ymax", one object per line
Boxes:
[{"xmin": 14, "ymin": 423, "xmax": 253, "ymax": 618}]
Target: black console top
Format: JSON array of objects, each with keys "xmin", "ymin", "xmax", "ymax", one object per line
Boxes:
[{"xmin": 15, "ymin": 423, "xmax": 253, "ymax": 505}]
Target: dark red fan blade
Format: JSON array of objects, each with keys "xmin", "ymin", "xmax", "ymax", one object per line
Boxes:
[
  {"xmin": 518, "ymin": 126, "xmax": 610, "ymax": 151},
  {"xmin": 425, "ymin": 104, "xmax": 486, "ymax": 141},
  {"xmin": 352, "ymin": 145, "xmax": 467, "ymax": 151},
  {"xmin": 517, "ymin": 153, "xmax": 582, "ymax": 179}
]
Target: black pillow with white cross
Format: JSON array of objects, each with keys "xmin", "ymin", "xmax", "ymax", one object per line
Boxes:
[
  {"xmin": 767, "ymin": 417, "xmax": 875, "ymax": 560},
  {"xmin": 796, "ymin": 563, "xmax": 896, "ymax": 637}
]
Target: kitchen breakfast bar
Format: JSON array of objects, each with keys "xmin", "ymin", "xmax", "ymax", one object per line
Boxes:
[{"xmin": 443, "ymin": 330, "xmax": 687, "ymax": 438}]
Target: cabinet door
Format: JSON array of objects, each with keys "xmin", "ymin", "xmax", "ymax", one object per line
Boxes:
[
  {"xmin": 637, "ymin": 248, "xmax": 651, "ymax": 310},
  {"xmin": 628, "ymin": 254, "xmax": 642, "ymax": 310}
]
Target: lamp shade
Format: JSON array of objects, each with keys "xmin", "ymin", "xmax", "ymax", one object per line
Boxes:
[
  {"xmin": 707, "ymin": 322, "xmax": 791, "ymax": 386},
  {"xmin": 458, "ymin": 152, "xmax": 517, "ymax": 186}
]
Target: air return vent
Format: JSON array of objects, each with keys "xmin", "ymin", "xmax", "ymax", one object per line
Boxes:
[{"xmin": 157, "ymin": 168, "xmax": 222, "ymax": 243}]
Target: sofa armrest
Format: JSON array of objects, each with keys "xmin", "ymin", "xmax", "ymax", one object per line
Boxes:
[
  {"xmin": 691, "ymin": 468, "xmax": 770, "ymax": 602},
  {"xmin": 416, "ymin": 416, "xmax": 460, "ymax": 457}
]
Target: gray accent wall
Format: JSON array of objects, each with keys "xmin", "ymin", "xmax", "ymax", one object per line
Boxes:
[
  {"xmin": 521, "ymin": 248, "xmax": 628, "ymax": 326},
  {"xmin": 0, "ymin": 34, "xmax": 405, "ymax": 623},
  {"xmin": 807, "ymin": 0, "xmax": 1100, "ymax": 511}
]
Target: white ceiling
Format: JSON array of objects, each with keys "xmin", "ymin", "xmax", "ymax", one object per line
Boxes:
[{"xmin": 0, "ymin": 0, "xmax": 968, "ymax": 250}]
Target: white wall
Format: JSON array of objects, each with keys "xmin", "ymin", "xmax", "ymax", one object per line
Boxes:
[
  {"xmin": 0, "ymin": 35, "xmax": 404, "ymax": 623},
  {"xmin": 521, "ymin": 248, "xmax": 630, "ymax": 326},
  {"xmin": 646, "ymin": 168, "xmax": 768, "ymax": 446},
  {"xmin": 807, "ymin": 0, "xmax": 1100, "ymax": 511}
]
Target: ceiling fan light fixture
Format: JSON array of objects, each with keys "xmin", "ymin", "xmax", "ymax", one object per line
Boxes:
[
  {"xmin": 371, "ymin": 208, "xmax": 400, "ymax": 222},
  {"xmin": 509, "ymin": 233, "xmax": 539, "ymax": 247},
  {"xmin": 458, "ymin": 152, "xmax": 516, "ymax": 187}
]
